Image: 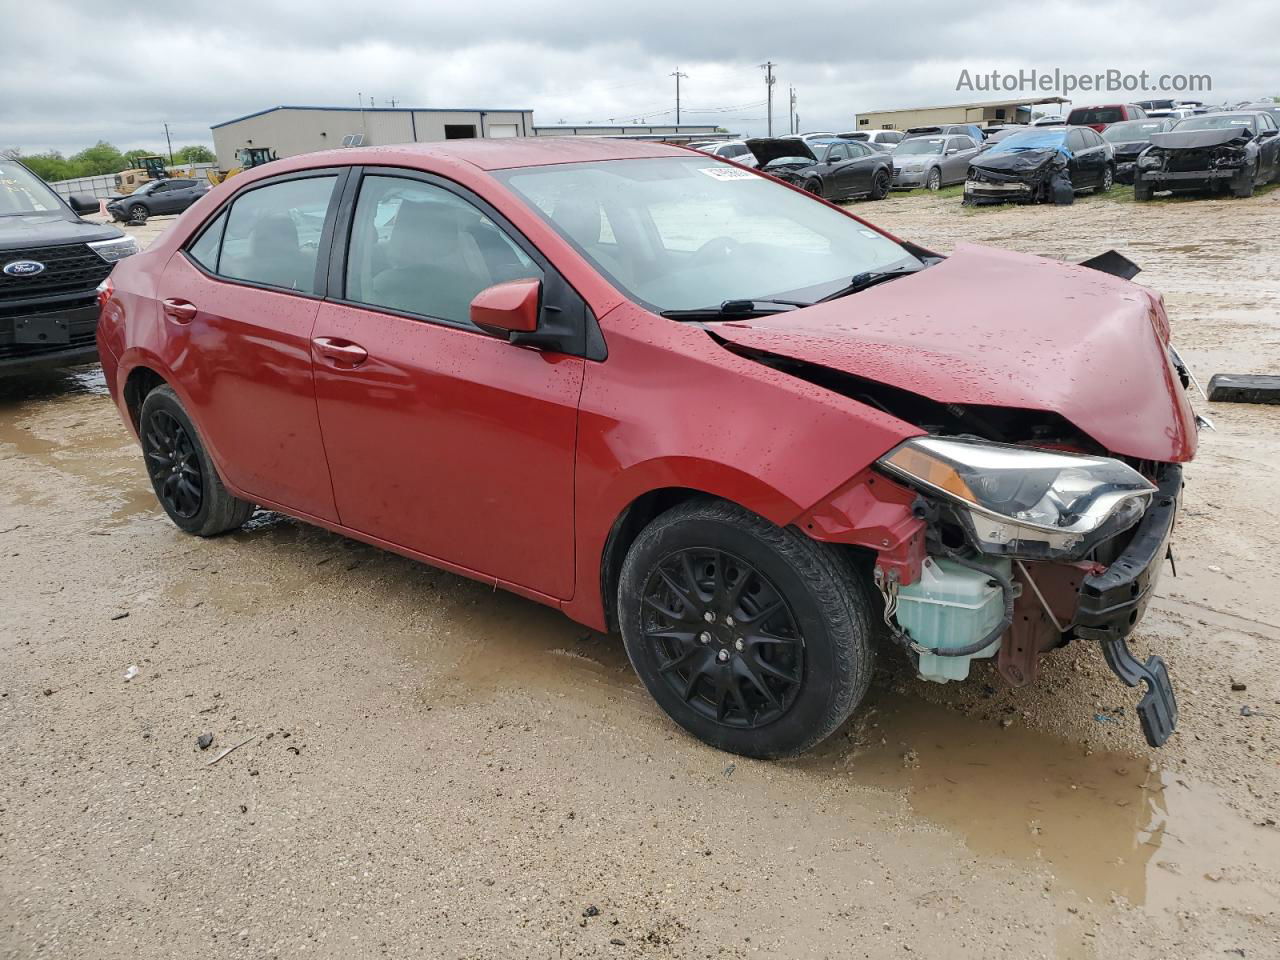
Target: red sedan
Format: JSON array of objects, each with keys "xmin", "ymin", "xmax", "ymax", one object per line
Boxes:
[{"xmin": 97, "ymin": 138, "xmax": 1199, "ymax": 757}]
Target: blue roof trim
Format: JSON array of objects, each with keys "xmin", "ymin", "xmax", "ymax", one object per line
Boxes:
[{"xmin": 211, "ymin": 105, "xmax": 534, "ymax": 129}]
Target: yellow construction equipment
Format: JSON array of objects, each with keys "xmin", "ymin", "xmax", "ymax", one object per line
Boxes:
[
  {"xmin": 206, "ymin": 147, "xmax": 278, "ymax": 186},
  {"xmin": 114, "ymin": 156, "xmax": 169, "ymax": 195}
]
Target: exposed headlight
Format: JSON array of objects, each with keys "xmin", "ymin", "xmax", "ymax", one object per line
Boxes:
[
  {"xmin": 877, "ymin": 437, "xmax": 1156, "ymax": 559},
  {"xmin": 1137, "ymin": 152, "xmax": 1163, "ymax": 169},
  {"xmin": 87, "ymin": 236, "xmax": 140, "ymax": 263}
]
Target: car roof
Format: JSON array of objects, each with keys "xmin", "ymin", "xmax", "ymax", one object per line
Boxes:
[{"xmin": 265, "ymin": 137, "xmax": 694, "ymax": 174}]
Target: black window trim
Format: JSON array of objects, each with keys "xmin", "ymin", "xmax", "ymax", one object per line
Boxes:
[
  {"xmin": 179, "ymin": 166, "xmax": 351, "ymax": 301},
  {"xmin": 324, "ymin": 164, "xmax": 606, "ymax": 360}
]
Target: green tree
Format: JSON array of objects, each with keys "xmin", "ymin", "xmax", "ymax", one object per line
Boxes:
[
  {"xmin": 174, "ymin": 145, "xmax": 215, "ymax": 164},
  {"xmin": 16, "ymin": 151, "xmax": 75, "ymax": 182},
  {"xmin": 67, "ymin": 141, "xmax": 127, "ymax": 177},
  {"xmin": 121, "ymin": 148, "xmax": 158, "ymax": 167}
]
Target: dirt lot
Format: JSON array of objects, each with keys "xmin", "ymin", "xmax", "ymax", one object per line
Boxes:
[{"xmin": 2, "ymin": 191, "xmax": 1278, "ymax": 960}]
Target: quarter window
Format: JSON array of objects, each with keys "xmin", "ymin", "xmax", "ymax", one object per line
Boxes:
[
  {"xmin": 187, "ymin": 210, "xmax": 227, "ymax": 272},
  {"xmin": 345, "ymin": 176, "xmax": 540, "ymax": 326},
  {"xmin": 217, "ymin": 176, "xmax": 337, "ymax": 293}
]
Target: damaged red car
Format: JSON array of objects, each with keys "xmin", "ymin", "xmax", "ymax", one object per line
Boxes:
[{"xmin": 97, "ymin": 138, "xmax": 1201, "ymax": 758}]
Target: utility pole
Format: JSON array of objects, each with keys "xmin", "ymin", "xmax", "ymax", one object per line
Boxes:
[
  {"xmin": 760, "ymin": 62, "xmax": 776, "ymax": 136},
  {"xmin": 387, "ymin": 97, "xmax": 399, "ymax": 108},
  {"xmin": 788, "ymin": 87, "xmax": 797, "ymax": 134},
  {"xmin": 163, "ymin": 122, "xmax": 173, "ymax": 164},
  {"xmin": 670, "ymin": 68, "xmax": 688, "ymax": 125}
]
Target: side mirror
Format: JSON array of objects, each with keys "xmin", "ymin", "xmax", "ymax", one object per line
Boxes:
[
  {"xmin": 67, "ymin": 193, "xmax": 99, "ymax": 214},
  {"xmin": 470, "ymin": 277, "xmax": 541, "ymax": 338},
  {"xmin": 1259, "ymin": 128, "xmax": 1278, "ymax": 138}
]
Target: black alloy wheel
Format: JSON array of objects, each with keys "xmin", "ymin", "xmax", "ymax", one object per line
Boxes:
[
  {"xmin": 870, "ymin": 169, "xmax": 891, "ymax": 200},
  {"xmin": 639, "ymin": 547, "xmax": 804, "ymax": 729},
  {"xmin": 143, "ymin": 409, "xmax": 203, "ymax": 519},
  {"xmin": 137, "ymin": 385, "xmax": 254, "ymax": 536}
]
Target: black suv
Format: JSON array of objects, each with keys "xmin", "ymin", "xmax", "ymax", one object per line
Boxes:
[
  {"xmin": 107, "ymin": 178, "xmax": 209, "ymax": 223},
  {"xmin": 1, "ymin": 158, "xmax": 138, "ymax": 374}
]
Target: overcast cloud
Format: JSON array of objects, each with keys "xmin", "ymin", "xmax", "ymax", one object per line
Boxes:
[{"xmin": 3, "ymin": 0, "xmax": 1276, "ymax": 155}]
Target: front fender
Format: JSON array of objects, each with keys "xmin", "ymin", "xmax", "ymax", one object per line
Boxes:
[{"xmin": 559, "ymin": 306, "xmax": 920, "ymax": 630}]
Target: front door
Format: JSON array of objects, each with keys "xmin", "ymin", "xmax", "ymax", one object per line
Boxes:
[
  {"xmin": 311, "ymin": 172, "xmax": 583, "ymax": 598},
  {"xmin": 155, "ymin": 172, "xmax": 344, "ymax": 520}
]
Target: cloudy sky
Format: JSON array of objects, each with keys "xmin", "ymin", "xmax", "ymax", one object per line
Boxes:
[{"xmin": 3, "ymin": 0, "xmax": 1276, "ymax": 156}]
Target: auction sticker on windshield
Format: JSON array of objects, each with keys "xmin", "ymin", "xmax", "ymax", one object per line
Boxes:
[{"xmin": 699, "ymin": 167, "xmax": 756, "ymax": 181}]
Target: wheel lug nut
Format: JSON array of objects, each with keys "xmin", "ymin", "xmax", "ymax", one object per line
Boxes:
[
  {"xmin": 716, "ymin": 649, "xmax": 730, "ymax": 663},
  {"xmin": 726, "ymin": 616, "xmax": 735, "ymax": 627},
  {"xmin": 703, "ymin": 612, "xmax": 715, "ymax": 623},
  {"xmin": 699, "ymin": 632, "xmax": 712, "ymax": 644},
  {"xmin": 734, "ymin": 638, "xmax": 744, "ymax": 652}
]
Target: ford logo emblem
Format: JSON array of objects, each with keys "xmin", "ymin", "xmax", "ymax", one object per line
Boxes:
[{"xmin": 3, "ymin": 260, "xmax": 46, "ymax": 277}]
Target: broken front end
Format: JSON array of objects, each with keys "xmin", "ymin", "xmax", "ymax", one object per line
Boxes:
[
  {"xmin": 964, "ymin": 150, "xmax": 1074, "ymax": 206},
  {"xmin": 1135, "ymin": 129, "xmax": 1255, "ymax": 197}
]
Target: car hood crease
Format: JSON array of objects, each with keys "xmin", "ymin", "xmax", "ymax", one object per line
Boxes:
[{"xmin": 710, "ymin": 244, "xmax": 1197, "ymax": 462}]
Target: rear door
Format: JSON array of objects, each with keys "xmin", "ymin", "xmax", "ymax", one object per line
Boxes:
[
  {"xmin": 309, "ymin": 169, "xmax": 584, "ymax": 598},
  {"xmin": 154, "ymin": 170, "xmax": 345, "ymax": 520},
  {"xmin": 943, "ymin": 136, "xmax": 979, "ymax": 184}
]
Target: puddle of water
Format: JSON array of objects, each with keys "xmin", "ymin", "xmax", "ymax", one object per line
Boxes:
[{"xmin": 807, "ymin": 692, "xmax": 1280, "ymax": 913}]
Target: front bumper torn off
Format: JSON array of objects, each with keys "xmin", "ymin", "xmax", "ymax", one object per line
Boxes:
[{"xmin": 1074, "ymin": 465, "xmax": 1182, "ymax": 747}]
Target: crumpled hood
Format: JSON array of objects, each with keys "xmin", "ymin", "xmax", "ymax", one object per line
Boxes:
[
  {"xmin": 712, "ymin": 244, "xmax": 1197, "ymax": 463},
  {"xmin": 1150, "ymin": 127, "xmax": 1250, "ymax": 150},
  {"xmin": 970, "ymin": 148, "xmax": 1066, "ymax": 177}
]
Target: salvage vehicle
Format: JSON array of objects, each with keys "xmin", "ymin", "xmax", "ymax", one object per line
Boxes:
[
  {"xmin": 746, "ymin": 137, "xmax": 892, "ymax": 201},
  {"xmin": 839, "ymin": 130, "xmax": 904, "ymax": 150},
  {"xmin": 690, "ymin": 140, "xmax": 759, "ymax": 168},
  {"xmin": 1134, "ymin": 111, "xmax": 1280, "ymax": 201},
  {"xmin": 902, "ymin": 123, "xmax": 986, "ymax": 143},
  {"xmin": 107, "ymin": 178, "xmax": 211, "ymax": 224},
  {"xmin": 1, "ymin": 157, "xmax": 137, "ymax": 374},
  {"xmin": 98, "ymin": 138, "xmax": 1199, "ymax": 757},
  {"xmin": 965, "ymin": 127, "xmax": 1114, "ymax": 205},
  {"xmin": 1065, "ymin": 103, "xmax": 1148, "ymax": 131},
  {"xmin": 890, "ymin": 134, "xmax": 981, "ymax": 190},
  {"xmin": 1102, "ymin": 118, "xmax": 1174, "ymax": 183}
]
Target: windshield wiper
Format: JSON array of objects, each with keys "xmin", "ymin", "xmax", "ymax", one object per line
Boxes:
[
  {"xmin": 816, "ymin": 266, "xmax": 923, "ymax": 303},
  {"xmin": 660, "ymin": 298, "xmax": 809, "ymax": 321}
]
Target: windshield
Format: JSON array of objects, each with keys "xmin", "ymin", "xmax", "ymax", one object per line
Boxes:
[
  {"xmin": 1174, "ymin": 115, "xmax": 1257, "ymax": 133},
  {"xmin": 495, "ymin": 156, "xmax": 919, "ymax": 313},
  {"xmin": 0, "ymin": 160, "xmax": 66, "ymax": 216},
  {"xmin": 1103, "ymin": 120, "xmax": 1168, "ymax": 141},
  {"xmin": 986, "ymin": 131, "xmax": 1067, "ymax": 154},
  {"xmin": 896, "ymin": 138, "xmax": 946, "ymax": 155}
]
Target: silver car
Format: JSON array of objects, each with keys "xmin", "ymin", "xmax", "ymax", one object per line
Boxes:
[
  {"xmin": 891, "ymin": 134, "xmax": 981, "ymax": 190},
  {"xmin": 692, "ymin": 140, "xmax": 759, "ymax": 168}
]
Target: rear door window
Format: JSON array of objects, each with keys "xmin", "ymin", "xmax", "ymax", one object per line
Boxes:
[{"xmin": 218, "ymin": 176, "xmax": 338, "ymax": 293}]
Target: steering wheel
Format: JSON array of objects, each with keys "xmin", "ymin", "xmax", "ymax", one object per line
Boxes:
[{"xmin": 690, "ymin": 236, "xmax": 742, "ymax": 265}]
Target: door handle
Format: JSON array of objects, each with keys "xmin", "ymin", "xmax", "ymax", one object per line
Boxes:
[
  {"xmin": 312, "ymin": 336, "xmax": 369, "ymax": 368},
  {"xmin": 162, "ymin": 298, "xmax": 197, "ymax": 323}
]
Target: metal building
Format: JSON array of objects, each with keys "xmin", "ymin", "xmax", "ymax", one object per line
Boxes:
[
  {"xmin": 854, "ymin": 97, "xmax": 1070, "ymax": 131},
  {"xmin": 210, "ymin": 105, "xmax": 536, "ymax": 169}
]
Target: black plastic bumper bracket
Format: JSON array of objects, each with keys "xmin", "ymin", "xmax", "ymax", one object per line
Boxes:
[{"xmin": 1099, "ymin": 635, "xmax": 1178, "ymax": 747}]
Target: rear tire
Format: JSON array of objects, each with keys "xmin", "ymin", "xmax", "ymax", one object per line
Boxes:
[
  {"xmin": 139, "ymin": 385, "xmax": 254, "ymax": 537},
  {"xmin": 617, "ymin": 499, "xmax": 876, "ymax": 759}
]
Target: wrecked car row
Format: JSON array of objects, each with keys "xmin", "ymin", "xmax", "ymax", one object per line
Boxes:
[
  {"xmin": 98, "ymin": 137, "xmax": 1202, "ymax": 758},
  {"xmin": 964, "ymin": 111, "xmax": 1280, "ymax": 205}
]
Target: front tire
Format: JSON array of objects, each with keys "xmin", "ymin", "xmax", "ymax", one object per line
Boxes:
[
  {"xmin": 926, "ymin": 168, "xmax": 942, "ymax": 191},
  {"xmin": 128, "ymin": 203, "xmax": 148, "ymax": 224},
  {"xmin": 139, "ymin": 385, "xmax": 254, "ymax": 536},
  {"xmin": 1097, "ymin": 164, "xmax": 1114, "ymax": 193},
  {"xmin": 617, "ymin": 499, "xmax": 876, "ymax": 758},
  {"xmin": 803, "ymin": 178, "xmax": 822, "ymax": 197},
  {"xmin": 1134, "ymin": 178, "xmax": 1153, "ymax": 201},
  {"xmin": 870, "ymin": 168, "xmax": 891, "ymax": 200},
  {"xmin": 1231, "ymin": 162, "xmax": 1258, "ymax": 198}
]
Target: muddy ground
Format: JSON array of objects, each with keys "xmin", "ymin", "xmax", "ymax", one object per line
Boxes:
[{"xmin": 2, "ymin": 190, "xmax": 1278, "ymax": 960}]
